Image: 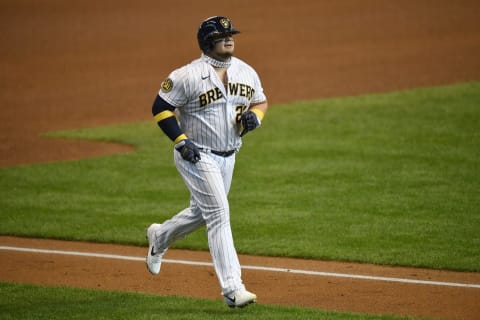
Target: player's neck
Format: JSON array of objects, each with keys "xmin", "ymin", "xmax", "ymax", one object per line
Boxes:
[{"xmin": 202, "ymin": 53, "xmax": 232, "ymax": 69}]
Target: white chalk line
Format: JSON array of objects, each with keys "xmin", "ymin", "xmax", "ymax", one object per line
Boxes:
[{"xmin": 1, "ymin": 245, "xmax": 479, "ymax": 289}]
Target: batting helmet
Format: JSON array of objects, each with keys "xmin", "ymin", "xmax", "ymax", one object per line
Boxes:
[{"xmin": 197, "ymin": 16, "xmax": 240, "ymax": 52}]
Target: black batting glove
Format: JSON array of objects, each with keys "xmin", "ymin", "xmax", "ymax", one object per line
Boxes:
[
  {"xmin": 240, "ymin": 111, "xmax": 261, "ymax": 137},
  {"xmin": 175, "ymin": 139, "xmax": 201, "ymax": 164}
]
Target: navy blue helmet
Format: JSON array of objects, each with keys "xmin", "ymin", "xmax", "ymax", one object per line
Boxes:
[{"xmin": 197, "ymin": 16, "xmax": 240, "ymax": 52}]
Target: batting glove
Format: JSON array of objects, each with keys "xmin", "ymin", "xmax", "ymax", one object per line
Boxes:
[
  {"xmin": 175, "ymin": 139, "xmax": 201, "ymax": 164},
  {"xmin": 240, "ymin": 111, "xmax": 261, "ymax": 137}
]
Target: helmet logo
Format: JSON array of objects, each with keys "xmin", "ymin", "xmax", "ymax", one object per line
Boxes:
[{"xmin": 220, "ymin": 18, "xmax": 230, "ymax": 29}]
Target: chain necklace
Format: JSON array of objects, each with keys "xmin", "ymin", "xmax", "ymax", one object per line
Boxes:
[{"xmin": 201, "ymin": 53, "xmax": 232, "ymax": 69}]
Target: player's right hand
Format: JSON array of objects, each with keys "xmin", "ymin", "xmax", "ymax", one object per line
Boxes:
[{"xmin": 175, "ymin": 139, "xmax": 201, "ymax": 164}]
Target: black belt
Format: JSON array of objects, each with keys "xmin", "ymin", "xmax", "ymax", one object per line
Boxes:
[{"xmin": 211, "ymin": 150, "xmax": 236, "ymax": 157}]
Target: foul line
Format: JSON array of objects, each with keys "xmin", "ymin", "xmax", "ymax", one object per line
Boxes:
[{"xmin": 1, "ymin": 245, "xmax": 479, "ymax": 289}]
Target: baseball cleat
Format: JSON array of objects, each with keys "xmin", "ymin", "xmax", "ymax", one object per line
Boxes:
[
  {"xmin": 146, "ymin": 223, "xmax": 163, "ymax": 275},
  {"xmin": 224, "ymin": 289, "xmax": 257, "ymax": 308}
]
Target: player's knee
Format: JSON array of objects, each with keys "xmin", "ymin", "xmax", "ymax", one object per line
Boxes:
[{"xmin": 205, "ymin": 207, "xmax": 230, "ymax": 227}]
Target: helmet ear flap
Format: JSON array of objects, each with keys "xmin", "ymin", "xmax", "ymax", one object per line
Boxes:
[{"xmin": 198, "ymin": 24, "xmax": 217, "ymax": 52}]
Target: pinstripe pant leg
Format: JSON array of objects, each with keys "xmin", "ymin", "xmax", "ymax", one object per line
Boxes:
[{"xmin": 174, "ymin": 150, "xmax": 244, "ymax": 295}]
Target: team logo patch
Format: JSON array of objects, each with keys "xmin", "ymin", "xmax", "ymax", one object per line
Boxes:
[
  {"xmin": 161, "ymin": 78, "xmax": 173, "ymax": 93},
  {"xmin": 220, "ymin": 18, "xmax": 230, "ymax": 29}
]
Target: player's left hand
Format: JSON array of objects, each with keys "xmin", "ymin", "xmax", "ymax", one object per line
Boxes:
[{"xmin": 240, "ymin": 111, "xmax": 261, "ymax": 137}]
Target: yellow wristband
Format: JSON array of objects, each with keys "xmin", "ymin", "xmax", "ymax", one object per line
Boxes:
[
  {"xmin": 250, "ymin": 108, "xmax": 265, "ymax": 121},
  {"xmin": 174, "ymin": 134, "xmax": 188, "ymax": 144}
]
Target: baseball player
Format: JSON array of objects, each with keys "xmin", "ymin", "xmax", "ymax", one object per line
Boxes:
[{"xmin": 146, "ymin": 16, "xmax": 268, "ymax": 308}]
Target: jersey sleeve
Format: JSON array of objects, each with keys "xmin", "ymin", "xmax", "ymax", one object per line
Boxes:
[
  {"xmin": 158, "ymin": 66, "xmax": 190, "ymax": 108},
  {"xmin": 250, "ymin": 68, "xmax": 267, "ymax": 104}
]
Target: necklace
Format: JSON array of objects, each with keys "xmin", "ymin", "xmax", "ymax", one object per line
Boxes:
[{"xmin": 201, "ymin": 53, "xmax": 232, "ymax": 69}]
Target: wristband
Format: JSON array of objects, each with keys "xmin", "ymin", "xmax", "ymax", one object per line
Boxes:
[
  {"xmin": 250, "ymin": 108, "xmax": 265, "ymax": 121},
  {"xmin": 174, "ymin": 134, "xmax": 188, "ymax": 144}
]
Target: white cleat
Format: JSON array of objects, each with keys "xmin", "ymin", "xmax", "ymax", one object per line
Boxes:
[
  {"xmin": 146, "ymin": 223, "xmax": 163, "ymax": 275},
  {"xmin": 224, "ymin": 289, "xmax": 257, "ymax": 308}
]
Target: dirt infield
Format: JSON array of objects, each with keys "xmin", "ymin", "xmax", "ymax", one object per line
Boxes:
[
  {"xmin": 1, "ymin": 236, "xmax": 480, "ymax": 319},
  {"xmin": 1, "ymin": 1, "xmax": 480, "ymax": 319}
]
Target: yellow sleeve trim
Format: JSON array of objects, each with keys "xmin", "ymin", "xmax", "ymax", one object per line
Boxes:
[
  {"xmin": 154, "ymin": 110, "xmax": 176, "ymax": 122},
  {"xmin": 174, "ymin": 134, "xmax": 188, "ymax": 144},
  {"xmin": 250, "ymin": 108, "xmax": 265, "ymax": 121}
]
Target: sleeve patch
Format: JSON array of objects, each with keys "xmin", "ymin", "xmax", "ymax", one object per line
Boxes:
[{"xmin": 161, "ymin": 78, "xmax": 173, "ymax": 93}]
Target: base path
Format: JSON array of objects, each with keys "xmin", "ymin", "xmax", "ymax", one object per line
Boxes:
[{"xmin": 1, "ymin": 237, "xmax": 479, "ymax": 320}]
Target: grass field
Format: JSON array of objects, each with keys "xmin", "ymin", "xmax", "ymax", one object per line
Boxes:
[
  {"xmin": 1, "ymin": 82, "xmax": 479, "ymax": 319},
  {"xmin": 0, "ymin": 282, "xmax": 419, "ymax": 320}
]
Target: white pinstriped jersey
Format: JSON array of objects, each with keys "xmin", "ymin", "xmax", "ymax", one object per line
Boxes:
[{"xmin": 158, "ymin": 56, "xmax": 266, "ymax": 151}]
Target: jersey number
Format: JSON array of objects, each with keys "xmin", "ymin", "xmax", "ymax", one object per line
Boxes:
[{"xmin": 235, "ymin": 105, "xmax": 247, "ymax": 123}]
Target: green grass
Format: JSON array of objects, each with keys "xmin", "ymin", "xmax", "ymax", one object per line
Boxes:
[
  {"xmin": 0, "ymin": 282, "xmax": 421, "ymax": 320},
  {"xmin": 1, "ymin": 82, "xmax": 479, "ymax": 271}
]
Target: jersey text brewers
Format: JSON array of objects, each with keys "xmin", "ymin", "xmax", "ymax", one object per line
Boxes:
[{"xmin": 159, "ymin": 55, "xmax": 266, "ymax": 151}]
